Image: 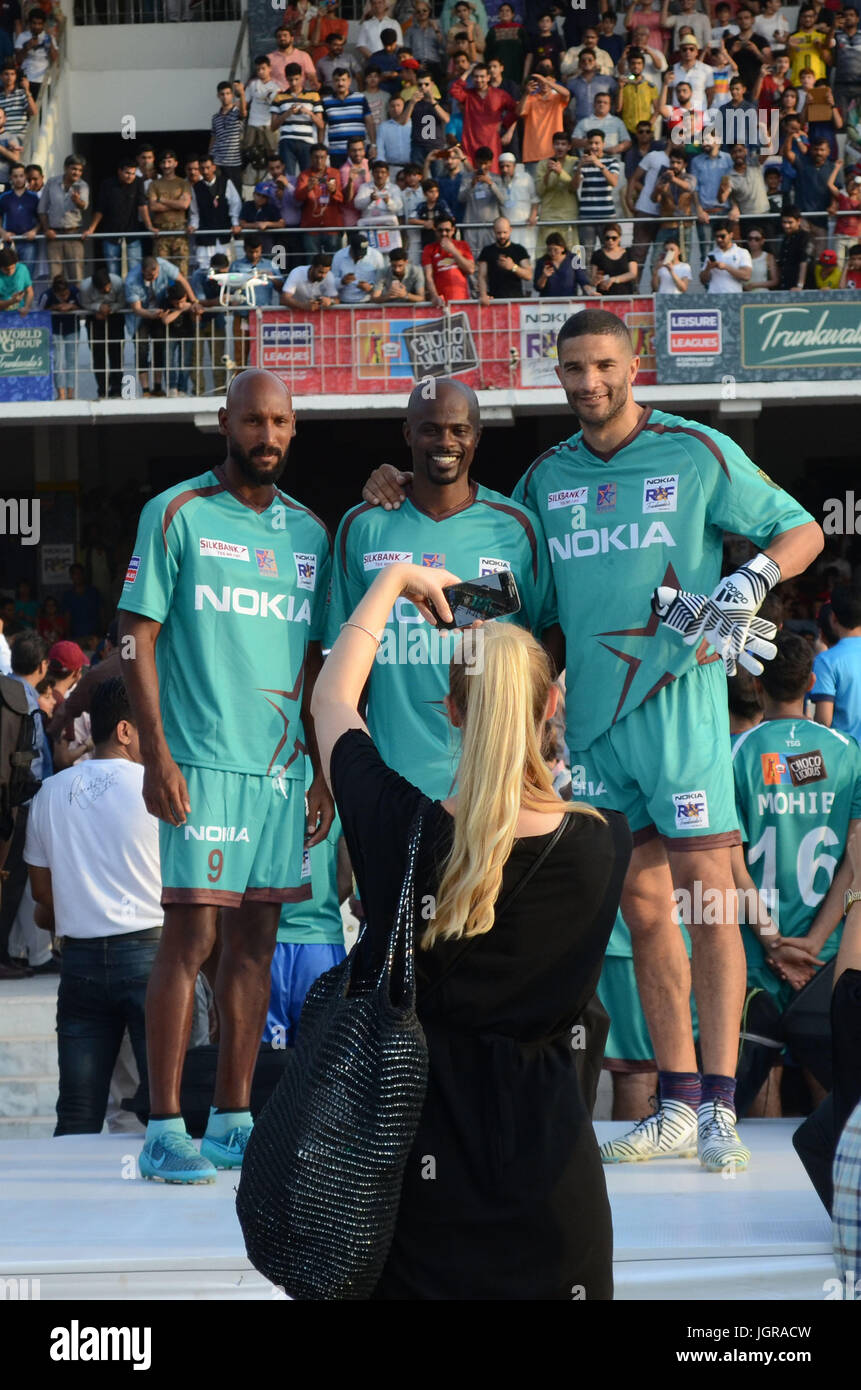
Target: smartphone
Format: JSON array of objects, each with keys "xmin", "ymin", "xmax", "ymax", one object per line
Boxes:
[
  {"xmin": 429, "ymin": 572, "xmax": 521, "ymax": 629},
  {"xmin": 708, "ymin": 251, "xmax": 717, "ymax": 261}
]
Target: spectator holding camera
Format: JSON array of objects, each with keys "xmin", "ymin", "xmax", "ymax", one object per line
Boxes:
[
  {"xmin": 589, "ymin": 221, "xmax": 637, "ymax": 294},
  {"xmin": 422, "ymin": 211, "xmax": 474, "ymax": 304},
  {"xmin": 0, "ymin": 242, "xmax": 32, "ymax": 313},
  {"xmin": 534, "ymin": 232, "xmax": 590, "ymax": 295},
  {"xmin": 14, "ymin": 7, "xmax": 56, "ymax": 103},
  {"xmin": 38, "ymin": 154, "xmax": 88, "ymax": 285},
  {"xmin": 700, "ymin": 219, "xmax": 752, "ymax": 291},
  {"xmin": 449, "ymin": 59, "xmax": 518, "ymax": 169},
  {"xmin": 651, "ymin": 236, "xmax": 691, "ymax": 292}
]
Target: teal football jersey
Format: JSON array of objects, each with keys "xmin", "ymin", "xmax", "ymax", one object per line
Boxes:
[
  {"xmin": 278, "ymin": 762, "xmax": 344, "ymax": 944},
  {"xmin": 732, "ymin": 719, "xmax": 861, "ymax": 971},
  {"xmin": 512, "ymin": 407, "xmax": 813, "ymax": 753},
  {"xmin": 326, "ymin": 482, "xmax": 557, "ymax": 799},
  {"xmin": 119, "ymin": 465, "xmax": 331, "ymax": 779}
]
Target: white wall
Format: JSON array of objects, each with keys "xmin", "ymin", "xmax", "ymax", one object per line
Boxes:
[{"xmin": 66, "ymin": 18, "xmax": 240, "ymax": 133}]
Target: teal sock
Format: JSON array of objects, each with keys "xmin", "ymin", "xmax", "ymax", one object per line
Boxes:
[
  {"xmin": 145, "ymin": 1115, "xmax": 186, "ymax": 1139},
  {"xmin": 205, "ymin": 1106, "xmax": 252, "ymax": 1139}
]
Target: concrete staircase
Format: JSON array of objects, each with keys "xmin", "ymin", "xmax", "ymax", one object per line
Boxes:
[{"xmin": 0, "ymin": 978, "xmax": 59, "ymax": 1140}]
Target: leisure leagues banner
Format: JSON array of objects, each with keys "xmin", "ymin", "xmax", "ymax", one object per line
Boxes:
[
  {"xmin": 0, "ymin": 310, "xmax": 53, "ymax": 401},
  {"xmin": 655, "ymin": 291, "xmax": 861, "ymax": 384},
  {"xmin": 252, "ymin": 298, "xmax": 656, "ymax": 393}
]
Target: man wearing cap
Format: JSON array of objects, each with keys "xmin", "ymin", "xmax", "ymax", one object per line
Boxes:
[
  {"xmin": 44, "ymin": 641, "xmax": 94, "ymax": 769},
  {"xmin": 147, "ymin": 149, "xmax": 192, "ymax": 277},
  {"xmin": 671, "ymin": 39, "xmax": 715, "ymax": 111},
  {"xmin": 498, "ymin": 150, "xmax": 538, "ymax": 258},
  {"xmin": 238, "ymin": 181, "xmax": 287, "ymax": 256},
  {"xmin": 331, "ymin": 228, "xmax": 385, "ymax": 302},
  {"xmin": 813, "ymin": 246, "xmax": 842, "ymax": 289}
]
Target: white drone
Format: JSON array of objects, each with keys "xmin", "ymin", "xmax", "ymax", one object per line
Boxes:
[{"xmin": 209, "ymin": 269, "xmax": 277, "ymax": 307}]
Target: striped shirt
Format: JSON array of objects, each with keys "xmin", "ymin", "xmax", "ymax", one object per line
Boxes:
[
  {"xmin": 576, "ymin": 155, "xmax": 620, "ymax": 223},
  {"xmin": 210, "ymin": 106, "xmax": 244, "ymax": 167},
  {"xmin": 272, "ymin": 89, "xmax": 323, "ymax": 146},
  {"xmin": 0, "ymin": 87, "xmax": 30, "ymax": 139},
  {"xmin": 323, "ymin": 93, "xmax": 371, "ymax": 158}
]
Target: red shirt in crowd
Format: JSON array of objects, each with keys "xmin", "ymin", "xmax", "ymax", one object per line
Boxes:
[
  {"xmin": 294, "ymin": 166, "xmax": 344, "ymax": 227},
  {"xmin": 422, "ymin": 239, "xmax": 472, "ymax": 302},
  {"xmin": 835, "ymin": 191, "xmax": 861, "ymax": 239},
  {"xmin": 448, "ymin": 79, "xmax": 517, "ymax": 167}
]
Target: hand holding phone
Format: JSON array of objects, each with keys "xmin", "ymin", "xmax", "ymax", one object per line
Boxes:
[{"xmin": 427, "ymin": 572, "xmax": 521, "ymax": 629}]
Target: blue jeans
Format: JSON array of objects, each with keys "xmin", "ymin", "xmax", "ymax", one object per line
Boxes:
[
  {"xmin": 102, "ymin": 237, "xmax": 144, "ymax": 279},
  {"xmin": 55, "ymin": 933, "xmax": 158, "ymax": 1136},
  {"xmin": 15, "ymin": 238, "xmax": 37, "ymax": 271},
  {"xmin": 278, "ymin": 139, "xmax": 312, "ymax": 177}
]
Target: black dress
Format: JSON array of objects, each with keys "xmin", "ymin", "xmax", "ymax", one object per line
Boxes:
[{"xmin": 331, "ymin": 729, "xmax": 632, "ymax": 1301}]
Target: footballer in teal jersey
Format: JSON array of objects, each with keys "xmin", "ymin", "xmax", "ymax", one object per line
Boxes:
[
  {"xmin": 731, "ymin": 632, "xmax": 861, "ymax": 1011},
  {"xmin": 120, "ymin": 462, "xmax": 330, "ymax": 902},
  {"xmin": 513, "ymin": 410, "xmax": 812, "ymax": 828},
  {"xmin": 120, "ymin": 370, "xmax": 335, "ymax": 1183},
  {"xmin": 357, "ymin": 312, "xmax": 825, "ymax": 1170},
  {"xmin": 328, "ymin": 482, "xmax": 556, "ymax": 800}
]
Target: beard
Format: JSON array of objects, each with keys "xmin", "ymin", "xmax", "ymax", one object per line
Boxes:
[
  {"xmin": 567, "ymin": 380, "xmax": 629, "ymax": 428},
  {"xmin": 229, "ymin": 440, "xmax": 289, "ymax": 486}
]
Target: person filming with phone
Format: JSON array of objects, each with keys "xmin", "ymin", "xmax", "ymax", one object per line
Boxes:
[
  {"xmin": 313, "ymin": 442, "xmax": 631, "ymax": 1298},
  {"xmin": 699, "ymin": 220, "xmax": 752, "ymax": 291}
]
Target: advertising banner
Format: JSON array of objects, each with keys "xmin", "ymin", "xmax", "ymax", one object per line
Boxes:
[
  {"xmin": 0, "ymin": 310, "xmax": 53, "ymax": 401},
  {"xmin": 655, "ymin": 291, "xmax": 861, "ymax": 383},
  {"xmin": 253, "ymin": 297, "xmax": 656, "ymax": 392}
]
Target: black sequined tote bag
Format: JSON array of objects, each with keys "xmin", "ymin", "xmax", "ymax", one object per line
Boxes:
[{"xmin": 236, "ymin": 808, "xmax": 430, "ymax": 1300}]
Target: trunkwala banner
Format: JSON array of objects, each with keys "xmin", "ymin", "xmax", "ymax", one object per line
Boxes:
[{"xmin": 656, "ymin": 291, "xmax": 861, "ymax": 384}]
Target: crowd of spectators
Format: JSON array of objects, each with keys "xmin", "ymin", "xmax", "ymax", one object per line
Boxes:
[{"xmin": 1, "ymin": 0, "xmax": 860, "ymax": 397}]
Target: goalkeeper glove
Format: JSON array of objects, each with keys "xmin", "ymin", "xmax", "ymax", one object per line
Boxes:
[{"xmin": 652, "ymin": 553, "xmax": 781, "ymax": 677}]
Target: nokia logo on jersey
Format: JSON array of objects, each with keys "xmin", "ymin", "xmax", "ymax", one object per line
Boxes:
[
  {"xmin": 194, "ymin": 585, "xmax": 312, "ymax": 624},
  {"xmin": 547, "ymin": 521, "xmax": 676, "ymax": 562},
  {"xmin": 184, "ymin": 826, "xmax": 250, "ymax": 841}
]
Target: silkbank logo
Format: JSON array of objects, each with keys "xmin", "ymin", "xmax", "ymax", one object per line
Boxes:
[{"xmin": 50, "ymin": 1321, "xmax": 151, "ymax": 1371}]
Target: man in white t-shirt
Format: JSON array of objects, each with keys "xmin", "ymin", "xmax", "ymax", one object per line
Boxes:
[
  {"xmin": 661, "ymin": 0, "xmax": 711, "ymax": 56},
  {"xmin": 700, "ymin": 220, "xmax": 752, "ymax": 291},
  {"xmin": 671, "ymin": 40, "xmax": 714, "ymax": 110},
  {"xmin": 25, "ymin": 677, "xmax": 163, "ymax": 1136},
  {"xmin": 281, "ymin": 255, "xmax": 338, "ymax": 308},
  {"xmin": 356, "ymin": 0, "xmax": 404, "ymax": 59},
  {"xmin": 626, "ymin": 140, "xmax": 669, "ymax": 264}
]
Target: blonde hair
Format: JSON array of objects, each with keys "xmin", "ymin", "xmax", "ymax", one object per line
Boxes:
[{"xmin": 422, "ymin": 623, "xmax": 604, "ymax": 950}]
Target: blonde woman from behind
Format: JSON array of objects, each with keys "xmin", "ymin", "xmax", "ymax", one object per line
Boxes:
[{"xmin": 312, "ymin": 560, "xmax": 632, "ymax": 1301}]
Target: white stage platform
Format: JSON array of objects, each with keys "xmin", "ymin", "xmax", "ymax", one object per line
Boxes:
[{"xmin": 0, "ymin": 1121, "xmax": 837, "ymax": 1300}]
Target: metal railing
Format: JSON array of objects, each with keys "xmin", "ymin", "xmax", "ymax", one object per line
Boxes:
[
  {"xmin": 5, "ymin": 210, "xmax": 849, "ymax": 288},
  {"xmin": 72, "ymin": 0, "xmax": 240, "ymax": 23}
]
